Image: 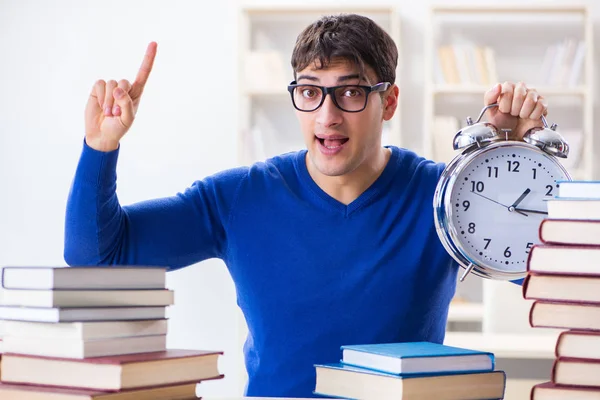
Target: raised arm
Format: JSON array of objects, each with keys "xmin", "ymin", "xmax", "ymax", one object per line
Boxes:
[{"xmin": 64, "ymin": 43, "xmax": 246, "ymax": 269}]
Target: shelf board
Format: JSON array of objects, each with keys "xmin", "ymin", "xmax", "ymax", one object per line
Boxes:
[
  {"xmin": 447, "ymin": 302, "xmax": 483, "ymax": 323},
  {"xmin": 431, "ymin": 5, "xmax": 588, "ymax": 14},
  {"xmin": 431, "ymin": 85, "xmax": 587, "ymax": 97},
  {"xmin": 242, "ymin": 5, "xmax": 398, "ymax": 14},
  {"xmin": 444, "ymin": 332, "xmax": 559, "ymax": 359}
]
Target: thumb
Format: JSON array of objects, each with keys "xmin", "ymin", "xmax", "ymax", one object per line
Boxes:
[
  {"xmin": 483, "ymin": 83, "xmax": 501, "ymax": 106},
  {"xmin": 113, "ymin": 87, "xmax": 135, "ymax": 128}
]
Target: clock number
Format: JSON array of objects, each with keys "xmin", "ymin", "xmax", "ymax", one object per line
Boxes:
[
  {"xmin": 487, "ymin": 166, "xmax": 499, "ymax": 178},
  {"xmin": 468, "ymin": 223, "xmax": 476, "ymax": 234},
  {"xmin": 507, "ymin": 161, "xmax": 520, "ymax": 172},
  {"xmin": 545, "ymin": 185, "xmax": 554, "ymax": 196},
  {"xmin": 504, "ymin": 247, "xmax": 512, "ymax": 258},
  {"xmin": 471, "ymin": 181, "xmax": 485, "ymax": 193},
  {"xmin": 483, "ymin": 238, "xmax": 491, "ymax": 250},
  {"xmin": 532, "ymin": 168, "xmax": 537, "ymax": 180},
  {"xmin": 463, "ymin": 200, "xmax": 470, "ymax": 211},
  {"xmin": 525, "ymin": 242, "xmax": 534, "ymax": 254}
]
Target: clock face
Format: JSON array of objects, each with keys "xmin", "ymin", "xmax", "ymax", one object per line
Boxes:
[{"xmin": 448, "ymin": 144, "xmax": 569, "ymax": 273}]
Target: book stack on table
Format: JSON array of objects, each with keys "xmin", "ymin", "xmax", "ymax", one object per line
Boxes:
[
  {"xmin": 524, "ymin": 180, "xmax": 600, "ymax": 399},
  {"xmin": 313, "ymin": 341, "xmax": 506, "ymax": 399},
  {"xmin": 0, "ymin": 266, "xmax": 223, "ymax": 399}
]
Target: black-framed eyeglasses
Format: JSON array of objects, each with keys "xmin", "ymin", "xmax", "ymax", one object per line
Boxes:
[{"xmin": 287, "ymin": 81, "xmax": 391, "ymax": 113}]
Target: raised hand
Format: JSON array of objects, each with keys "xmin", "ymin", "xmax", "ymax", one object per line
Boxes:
[
  {"xmin": 84, "ymin": 42, "xmax": 158, "ymax": 152},
  {"xmin": 483, "ymin": 81, "xmax": 548, "ymax": 141}
]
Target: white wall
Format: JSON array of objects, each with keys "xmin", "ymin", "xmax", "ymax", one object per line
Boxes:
[{"xmin": 1, "ymin": 0, "xmax": 599, "ymax": 397}]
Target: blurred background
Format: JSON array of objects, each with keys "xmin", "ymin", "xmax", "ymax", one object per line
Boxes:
[{"xmin": 0, "ymin": 0, "xmax": 598, "ymax": 398}]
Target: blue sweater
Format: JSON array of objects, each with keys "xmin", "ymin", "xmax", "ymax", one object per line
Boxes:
[{"xmin": 64, "ymin": 141, "xmax": 457, "ymax": 397}]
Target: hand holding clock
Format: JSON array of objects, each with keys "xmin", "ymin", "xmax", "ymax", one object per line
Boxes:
[{"xmin": 483, "ymin": 82, "xmax": 548, "ymax": 141}]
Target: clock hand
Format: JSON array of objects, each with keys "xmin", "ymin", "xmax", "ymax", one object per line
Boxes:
[
  {"xmin": 470, "ymin": 191, "xmax": 528, "ymax": 216},
  {"xmin": 514, "ymin": 208, "xmax": 548, "ymax": 215},
  {"xmin": 508, "ymin": 188, "xmax": 531, "ymax": 212}
]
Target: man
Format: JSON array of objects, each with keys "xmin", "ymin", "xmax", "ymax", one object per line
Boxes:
[{"xmin": 64, "ymin": 13, "xmax": 547, "ymax": 398}]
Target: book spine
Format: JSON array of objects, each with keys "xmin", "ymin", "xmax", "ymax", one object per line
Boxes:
[{"xmin": 555, "ymin": 331, "xmax": 566, "ymax": 358}]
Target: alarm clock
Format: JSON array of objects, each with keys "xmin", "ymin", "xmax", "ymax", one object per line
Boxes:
[{"xmin": 433, "ymin": 103, "xmax": 571, "ymax": 281}]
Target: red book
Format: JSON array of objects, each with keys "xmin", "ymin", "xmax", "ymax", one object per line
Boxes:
[
  {"xmin": 523, "ymin": 273, "xmax": 600, "ymax": 304},
  {"xmin": 532, "ymin": 381, "xmax": 600, "ymax": 400},
  {"xmin": 539, "ymin": 218, "xmax": 600, "ymax": 247},
  {"xmin": 1, "ymin": 349, "xmax": 223, "ymax": 391},
  {"xmin": 527, "ymin": 244, "xmax": 600, "ymax": 276},
  {"xmin": 529, "ymin": 301, "xmax": 600, "ymax": 331},
  {"xmin": 0, "ymin": 381, "xmax": 199, "ymax": 400},
  {"xmin": 556, "ymin": 330, "xmax": 600, "ymax": 360},
  {"xmin": 552, "ymin": 357, "xmax": 600, "ymax": 388}
]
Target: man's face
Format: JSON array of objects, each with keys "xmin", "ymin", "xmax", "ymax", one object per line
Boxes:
[{"xmin": 293, "ymin": 58, "xmax": 397, "ymax": 178}]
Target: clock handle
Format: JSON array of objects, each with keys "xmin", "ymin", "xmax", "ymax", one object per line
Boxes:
[{"xmin": 472, "ymin": 103, "xmax": 499, "ymax": 124}]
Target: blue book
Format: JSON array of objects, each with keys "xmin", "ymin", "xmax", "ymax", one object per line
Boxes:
[
  {"xmin": 340, "ymin": 341, "xmax": 495, "ymax": 375},
  {"xmin": 314, "ymin": 363, "xmax": 506, "ymax": 400},
  {"xmin": 556, "ymin": 180, "xmax": 600, "ymax": 199}
]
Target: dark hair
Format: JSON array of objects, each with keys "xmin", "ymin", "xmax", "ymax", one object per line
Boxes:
[{"xmin": 291, "ymin": 13, "xmax": 398, "ymax": 84}]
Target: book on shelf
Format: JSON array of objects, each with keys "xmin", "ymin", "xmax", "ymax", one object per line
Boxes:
[
  {"xmin": 340, "ymin": 341, "xmax": 494, "ymax": 375},
  {"xmin": 542, "ymin": 38, "xmax": 585, "ymax": 87},
  {"xmin": 0, "ymin": 381, "xmax": 199, "ymax": 400},
  {"xmin": 1, "ymin": 349, "xmax": 223, "ymax": 391},
  {"xmin": 434, "ymin": 36, "xmax": 585, "ymax": 89},
  {"xmin": 1, "ymin": 266, "xmax": 166, "ymax": 290},
  {"xmin": 435, "ymin": 43, "xmax": 497, "ymax": 86},
  {"xmin": 314, "ymin": 363, "xmax": 506, "ymax": 400}
]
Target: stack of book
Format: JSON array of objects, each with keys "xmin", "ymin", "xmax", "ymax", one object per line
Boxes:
[
  {"xmin": 0, "ymin": 266, "xmax": 223, "ymax": 399},
  {"xmin": 524, "ymin": 180, "xmax": 600, "ymax": 399},
  {"xmin": 313, "ymin": 341, "xmax": 506, "ymax": 399}
]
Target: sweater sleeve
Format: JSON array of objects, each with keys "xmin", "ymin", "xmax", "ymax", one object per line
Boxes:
[{"xmin": 63, "ymin": 140, "xmax": 247, "ymax": 270}]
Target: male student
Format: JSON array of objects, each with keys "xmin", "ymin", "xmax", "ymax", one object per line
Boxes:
[{"xmin": 64, "ymin": 13, "xmax": 548, "ymax": 398}]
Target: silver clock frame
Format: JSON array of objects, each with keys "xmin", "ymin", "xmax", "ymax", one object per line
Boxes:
[{"xmin": 433, "ymin": 103, "xmax": 572, "ymax": 282}]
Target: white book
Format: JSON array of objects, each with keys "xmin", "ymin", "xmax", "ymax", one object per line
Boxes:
[
  {"xmin": 2, "ymin": 334, "xmax": 167, "ymax": 359},
  {"xmin": 1, "ymin": 266, "xmax": 166, "ymax": 290},
  {"xmin": 1, "ymin": 289, "xmax": 174, "ymax": 308},
  {"xmin": 0, "ymin": 306, "xmax": 166, "ymax": 322},
  {"xmin": 2, "ymin": 319, "xmax": 168, "ymax": 339}
]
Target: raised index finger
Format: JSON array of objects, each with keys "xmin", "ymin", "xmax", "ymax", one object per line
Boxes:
[{"xmin": 130, "ymin": 42, "xmax": 157, "ymax": 98}]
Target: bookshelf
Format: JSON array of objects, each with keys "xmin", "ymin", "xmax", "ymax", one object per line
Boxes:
[
  {"xmin": 423, "ymin": 4, "xmax": 594, "ymax": 181},
  {"xmin": 237, "ymin": 4, "xmax": 402, "ymax": 166},
  {"xmin": 425, "ymin": 5, "xmax": 595, "ymax": 358}
]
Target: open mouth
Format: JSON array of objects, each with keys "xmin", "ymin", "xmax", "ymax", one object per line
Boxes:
[{"xmin": 317, "ymin": 136, "xmax": 349, "ymax": 149}]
